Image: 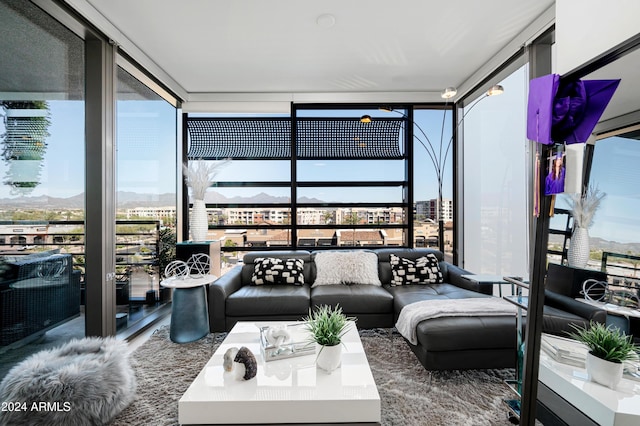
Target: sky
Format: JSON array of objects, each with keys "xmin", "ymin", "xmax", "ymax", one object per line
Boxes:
[
  {"xmin": 0, "ymin": 99, "xmax": 177, "ymax": 200},
  {"xmin": 0, "ymin": 101, "xmax": 85, "ymax": 199},
  {"xmin": 0, "ymin": 104, "xmax": 449, "ymax": 205},
  {"xmin": 554, "ymin": 135, "xmax": 640, "ymax": 244},
  {"xmin": 2, "ymin": 96, "xmax": 638, "ymax": 247}
]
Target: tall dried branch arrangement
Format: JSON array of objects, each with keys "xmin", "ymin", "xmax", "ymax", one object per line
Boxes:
[
  {"xmin": 567, "ymin": 186, "xmax": 606, "ymax": 229},
  {"xmin": 183, "ymin": 158, "xmax": 230, "ymax": 200}
]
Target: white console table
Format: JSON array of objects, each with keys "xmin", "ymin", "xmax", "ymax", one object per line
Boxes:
[{"xmin": 538, "ymin": 334, "xmax": 640, "ymax": 426}]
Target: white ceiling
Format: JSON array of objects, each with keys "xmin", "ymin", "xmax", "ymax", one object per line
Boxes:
[
  {"xmin": 72, "ymin": 0, "xmax": 555, "ymax": 109},
  {"xmin": 584, "ymin": 46, "xmax": 640, "ymax": 126}
]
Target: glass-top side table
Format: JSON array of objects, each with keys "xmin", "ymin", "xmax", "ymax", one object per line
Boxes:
[{"xmin": 461, "ymin": 274, "xmax": 515, "ymax": 297}]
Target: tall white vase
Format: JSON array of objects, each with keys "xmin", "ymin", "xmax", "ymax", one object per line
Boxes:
[
  {"xmin": 190, "ymin": 199, "xmax": 208, "ymax": 242},
  {"xmin": 568, "ymin": 226, "xmax": 590, "ymax": 268}
]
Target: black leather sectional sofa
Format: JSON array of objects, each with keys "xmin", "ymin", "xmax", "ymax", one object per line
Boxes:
[{"xmin": 208, "ymin": 248, "xmax": 518, "ymax": 370}]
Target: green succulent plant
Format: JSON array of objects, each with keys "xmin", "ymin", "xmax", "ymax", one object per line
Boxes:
[
  {"xmin": 568, "ymin": 321, "xmax": 639, "ymax": 363},
  {"xmin": 304, "ymin": 304, "xmax": 354, "ymax": 347}
]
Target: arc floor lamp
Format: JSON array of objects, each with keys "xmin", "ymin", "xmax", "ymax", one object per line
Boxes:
[{"xmin": 363, "ymin": 85, "xmax": 504, "ymax": 252}]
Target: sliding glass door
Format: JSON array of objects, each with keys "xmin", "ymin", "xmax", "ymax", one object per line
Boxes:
[
  {"xmin": 0, "ymin": 0, "xmax": 85, "ymax": 376},
  {"xmin": 115, "ymin": 65, "xmax": 178, "ymax": 331}
]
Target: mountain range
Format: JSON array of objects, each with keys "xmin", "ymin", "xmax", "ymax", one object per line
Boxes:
[
  {"xmin": 0, "ymin": 191, "xmax": 323, "ymax": 209},
  {"xmin": 549, "ymin": 234, "xmax": 640, "ymax": 257},
  {"xmin": 4, "ymin": 192, "xmax": 639, "ymax": 255}
]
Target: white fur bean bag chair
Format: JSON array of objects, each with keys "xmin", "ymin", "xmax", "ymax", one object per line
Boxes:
[{"xmin": 0, "ymin": 337, "xmax": 136, "ymax": 426}]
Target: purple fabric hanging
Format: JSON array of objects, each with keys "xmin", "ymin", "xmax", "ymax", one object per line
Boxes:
[{"xmin": 527, "ymin": 73, "xmax": 620, "ymax": 145}]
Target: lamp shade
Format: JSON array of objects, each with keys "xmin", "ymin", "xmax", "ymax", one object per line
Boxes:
[
  {"xmin": 486, "ymin": 85, "xmax": 504, "ymax": 96},
  {"xmin": 441, "ymin": 87, "xmax": 457, "ymax": 99}
]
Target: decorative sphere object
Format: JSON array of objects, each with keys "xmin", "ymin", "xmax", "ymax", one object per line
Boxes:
[
  {"xmin": 164, "ymin": 260, "xmax": 189, "ymax": 279},
  {"xmin": 233, "ymin": 346, "xmax": 257, "ymax": 380},
  {"xmin": 267, "ymin": 326, "xmax": 291, "ymax": 348},
  {"xmin": 223, "ymin": 347, "xmax": 239, "ymax": 372},
  {"xmin": 187, "ymin": 253, "xmax": 211, "ymax": 277}
]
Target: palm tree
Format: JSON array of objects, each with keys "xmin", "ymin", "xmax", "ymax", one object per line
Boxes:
[{"xmin": 343, "ymin": 211, "xmax": 359, "ymax": 246}]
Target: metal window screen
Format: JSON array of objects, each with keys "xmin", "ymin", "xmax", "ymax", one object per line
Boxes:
[
  {"xmin": 186, "ymin": 117, "xmax": 404, "ymax": 159},
  {"xmin": 187, "ymin": 118, "xmax": 291, "ymax": 160},
  {"xmin": 296, "ymin": 118, "xmax": 403, "ymax": 159}
]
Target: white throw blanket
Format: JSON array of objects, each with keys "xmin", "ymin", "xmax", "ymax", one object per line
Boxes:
[{"xmin": 395, "ymin": 298, "xmax": 519, "ymax": 345}]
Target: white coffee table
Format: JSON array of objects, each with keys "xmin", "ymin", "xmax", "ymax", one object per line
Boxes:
[{"xmin": 178, "ymin": 321, "xmax": 381, "ymax": 425}]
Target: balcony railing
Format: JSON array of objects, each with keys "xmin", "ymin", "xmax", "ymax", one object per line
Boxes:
[{"xmin": 0, "ymin": 220, "xmax": 163, "ymax": 302}]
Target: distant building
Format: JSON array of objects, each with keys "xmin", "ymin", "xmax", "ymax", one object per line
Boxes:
[
  {"xmin": 336, "ymin": 229, "xmax": 386, "ymax": 246},
  {"xmin": 126, "ymin": 206, "xmax": 176, "ymax": 221},
  {"xmin": 225, "ymin": 208, "xmax": 290, "ymax": 225},
  {"xmin": 335, "ymin": 207, "xmax": 403, "ymax": 225},
  {"xmin": 0, "ymin": 223, "xmax": 49, "ymax": 250},
  {"xmin": 297, "ymin": 208, "xmax": 326, "ymax": 225},
  {"xmin": 416, "ymin": 199, "xmax": 452, "ymax": 222}
]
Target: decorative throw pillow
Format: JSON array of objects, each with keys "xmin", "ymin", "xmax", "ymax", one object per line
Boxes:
[
  {"xmin": 251, "ymin": 257, "xmax": 305, "ymax": 285},
  {"xmin": 389, "ymin": 253, "xmax": 443, "ymax": 286},
  {"xmin": 312, "ymin": 251, "xmax": 381, "ymax": 287}
]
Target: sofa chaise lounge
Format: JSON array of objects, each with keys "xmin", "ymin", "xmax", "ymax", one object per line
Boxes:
[{"xmin": 208, "ymin": 248, "xmax": 518, "ymax": 370}]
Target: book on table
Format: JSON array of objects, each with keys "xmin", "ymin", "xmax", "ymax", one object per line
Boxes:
[
  {"xmin": 540, "ymin": 333, "xmax": 587, "ymax": 368},
  {"xmin": 258, "ymin": 322, "xmax": 315, "ymax": 362}
]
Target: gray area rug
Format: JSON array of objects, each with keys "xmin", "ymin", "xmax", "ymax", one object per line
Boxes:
[{"xmin": 111, "ymin": 326, "xmax": 516, "ymax": 426}]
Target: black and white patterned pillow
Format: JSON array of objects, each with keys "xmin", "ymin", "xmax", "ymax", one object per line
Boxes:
[
  {"xmin": 251, "ymin": 257, "xmax": 305, "ymax": 285},
  {"xmin": 389, "ymin": 253, "xmax": 443, "ymax": 286}
]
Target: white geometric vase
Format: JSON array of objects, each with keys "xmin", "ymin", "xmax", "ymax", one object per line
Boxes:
[
  {"xmin": 315, "ymin": 343, "xmax": 342, "ymax": 374},
  {"xmin": 190, "ymin": 199, "xmax": 208, "ymax": 242},
  {"xmin": 568, "ymin": 226, "xmax": 590, "ymax": 268},
  {"xmin": 586, "ymin": 352, "xmax": 623, "ymax": 389}
]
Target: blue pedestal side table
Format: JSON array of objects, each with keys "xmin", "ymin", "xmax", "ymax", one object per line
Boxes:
[{"xmin": 161, "ymin": 275, "xmax": 217, "ymax": 343}]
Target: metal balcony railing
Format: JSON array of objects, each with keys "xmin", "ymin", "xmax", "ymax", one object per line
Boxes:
[{"xmin": 0, "ymin": 220, "xmax": 163, "ymax": 302}]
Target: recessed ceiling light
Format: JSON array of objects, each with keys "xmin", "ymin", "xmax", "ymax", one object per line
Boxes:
[{"xmin": 316, "ymin": 14, "xmax": 336, "ymax": 28}]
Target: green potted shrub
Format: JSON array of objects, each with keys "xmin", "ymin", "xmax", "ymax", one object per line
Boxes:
[
  {"xmin": 568, "ymin": 322, "xmax": 639, "ymax": 388},
  {"xmin": 304, "ymin": 304, "xmax": 354, "ymax": 373}
]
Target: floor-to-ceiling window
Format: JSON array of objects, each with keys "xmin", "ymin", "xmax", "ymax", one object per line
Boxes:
[
  {"xmin": 0, "ymin": 0, "xmax": 181, "ymax": 378},
  {"xmin": 185, "ymin": 106, "xmax": 424, "ymax": 267},
  {"xmin": 0, "ymin": 0, "xmax": 85, "ymax": 377},
  {"xmin": 577, "ymin": 128, "xmax": 640, "ymax": 284},
  {"xmin": 115, "ymin": 66, "xmax": 178, "ymax": 331},
  {"xmin": 294, "ymin": 107, "xmax": 408, "ymax": 249},
  {"xmin": 413, "ymin": 108, "xmax": 453, "ymax": 258},
  {"xmin": 461, "ymin": 65, "xmax": 530, "ymax": 282},
  {"xmin": 185, "ymin": 113, "xmax": 290, "ymax": 268}
]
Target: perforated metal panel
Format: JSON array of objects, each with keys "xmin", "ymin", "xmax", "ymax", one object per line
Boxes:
[
  {"xmin": 296, "ymin": 118, "xmax": 403, "ymax": 159},
  {"xmin": 187, "ymin": 118, "xmax": 291, "ymax": 159},
  {"xmin": 186, "ymin": 117, "xmax": 404, "ymax": 160}
]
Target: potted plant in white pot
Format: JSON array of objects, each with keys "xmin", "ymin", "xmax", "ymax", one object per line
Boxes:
[
  {"xmin": 566, "ymin": 185, "xmax": 605, "ymax": 268},
  {"xmin": 304, "ymin": 304, "xmax": 354, "ymax": 373},
  {"xmin": 568, "ymin": 322, "xmax": 639, "ymax": 389}
]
